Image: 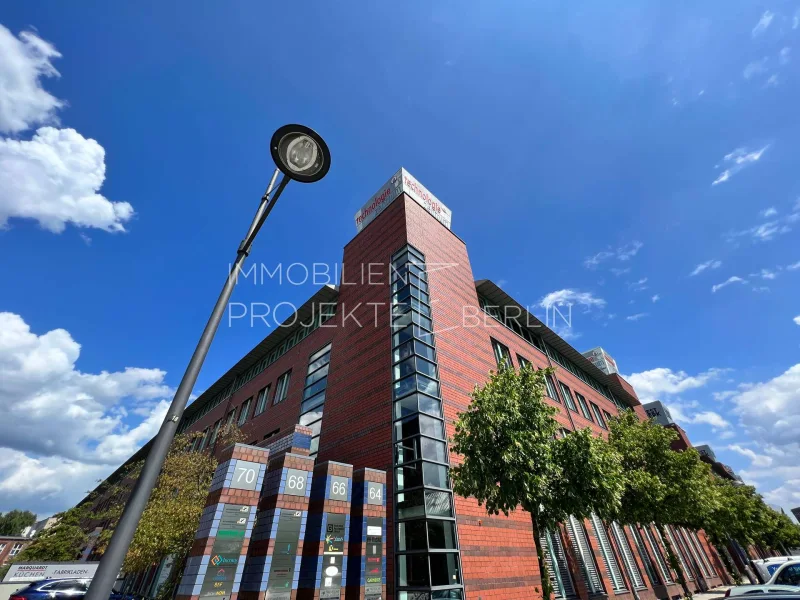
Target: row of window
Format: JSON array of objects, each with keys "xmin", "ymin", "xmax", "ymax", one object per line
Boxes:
[
  {"xmin": 192, "ymin": 369, "xmax": 292, "ymax": 452},
  {"xmin": 0, "ymin": 542, "xmax": 24, "ymax": 556},
  {"xmin": 297, "ymin": 342, "xmax": 332, "ymax": 457},
  {"xmin": 391, "ymin": 244, "xmax": 463, "ymax": 600},
  {"xmin": 478, "ymin": 293, "xmax": 625, "ymax": 407},
  {"xmin": 544, "ymin": 519, "xmax": 714, "ymax": 599},
  {"xmin": 179, "ymin": 303, "xmax": 336, "ymax": 433},
  {"xmin": 493, "ymin": 339, "xmax": 616, "ymax": 430}
]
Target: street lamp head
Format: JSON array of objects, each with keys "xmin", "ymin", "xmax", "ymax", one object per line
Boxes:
[{"xmin": 270, "ymin": 124, "xmax": 331, "ymax": 183}]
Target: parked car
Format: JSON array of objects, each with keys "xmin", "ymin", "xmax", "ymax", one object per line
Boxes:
[
  {"xmin": 725, "ymin": 560, "xmax": 800, "ymax": 596},
  {"xmin": 10, "ymin": 579, "xmax": 144, "ymax": 600},
  {"xmin": 753, "ymin": 556, "xmax": 800, "ymax": 582},
  {"xmin": 722, "ymin": 595, "xmax": 800, "ymax": 600}
]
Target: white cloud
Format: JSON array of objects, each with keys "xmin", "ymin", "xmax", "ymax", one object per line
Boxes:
[
  {"xmin": 0, "ymin": 26, "xmax": 63, "ymax": 134},
  {"xmin": 795, "ymin": 9, "xmax": 800, "ymax": 29},
  {"xmin": 617, "ymin": 241, "xmax": 643, "ymax": 261},
  {"xmin": 727, "ymin": 444, "xmax": 772, "ymax": 467},
  {"xmin": 539, "ymin": 289, "xmax": 606, "ymax": 310},
  {"xmin": 794, "ymin": 315, "xmax": 800, "ymax": 326},
  {"xmin": 626, "ymin": 313, "xmax": 649, "ymax": 321},
  {"xmin": 583, "ymin": 241, "xmax": 643, "ymax": 269},
  {"xmin": 728, "ymin": 364, "xmax": 800, "ymax": 448},
  {"xmin": 691, "ymin": 411, "xmax": 732, "ymax": 430},
  {"xmin": 628, "ymin": 277, "xmax": 648, "ymax": 291},
  {"xmin": 0, "ymin": 127, "xmax": 135, "ymax": 232},
  {"xmin": 711, "ymin": 275, "xmax": 748, "ymax": 293},
  {"xmin": 779, "ymin": 47, "xmax": 791, "ymax": 65},
  {"xmin": 0, "ymin": 26, "xmax": 135, "ymax": 234},
  {"xmin": 610, "ymin": 267, "xmax": 631, "ymax": 277},
  {"xmin": 765, "ymin": 74, "xmax": 779, "ymax": 87},
  {"xmin": 752, "ymin": 286, "xmax": 771, "ymax": 293},
  {"xmin": 787, "ymin": 261, "xmax": 800, "ymax": 271},
  {"xmin": 0, "ymin": 312, "xmax": 174, "ymax": 515},
  {"xmin": 625, "ymin": 367, "xmax": 724, "ymax": 404},
  {"xmin": 751, "ymin": 268, "xmax": 777, "ymax": 280},
  {"xmin": 690, "ymin": 259, "xmax": 722, "ymax": 277},
  {"xmin": 761, "ymin": 207, "xmax": 778, "ymax": 218},
  {"xmin": 725, "ymin": 220, "xmax": 790, "ymax": 243},
  {"xmin": 752, "ymin": 10, "xmax": 775, "ymax": 37},
  {"xmin": 651, "ymin": 294, "xmax": 660, "ymax": 303},
  {"xmin": 712, "ymin": 146, "xmax": 769, "ymax": 186},
  {"xmin": 743, "ymin": 58, "xmax": 768, "ymax": 80}
]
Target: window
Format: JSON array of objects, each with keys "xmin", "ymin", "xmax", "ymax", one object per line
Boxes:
[
  {"xmin": 491, "ymin": 339, "xmax": 512, "ymax": 368},
  {"xmin": 603, "ymin": 410, "xmax": 615, "ymax": 425},
  {"xmin": 237, "ymin": 397, "xmax": 251, "ymax": 425},
  {"xmin": 0, "ymin": 543, "xmax": 6, "ymax": 553},
  {"xmin": 575, "ymin": 392, "xmax": 593, "ymax": 422},
  {"xmin": 517, "ymin": 355, "xmax": 531, "ymax": 369},
  {"xmin": 273, "ymin": 370, "xmax": 291, "ymax": 404},
  {"xmin": 545, "ymin": 374, "xmax": 560, "ymax": 402},
  {"xmin": 541, "ymin": 528, "xmax": 577, "ymax": 599},
  {"xmin": 631, "ymin": 525, "xmax": 661, "ymax": 585},
  {"xmin": 566, "ymin": 516, "xmax": 605, "ymax": 594},
  {"xmin": 209, "ymin": 418, "xmax": 222, "ymax": 445},
  {"xmin": 225, "ymin": 408, "xmax": 236, "ymax": 428},
  {"xmin": 299, "ymin": 343, "xmax": 332, "ymax": 458},
  {"xmin": 611, "ymin": 522, "xmax": 646, "ymax": 589},
  {"xmin": 589, "ymin": 514, "xmax": 626, "ymax": 592},
  {"xmin": 590, "ymin": 402, "xmax": 608, "ymax": 429},
  {"xmin": 254, "ymin": 385, "xmax": 270, "ymax": 415},
  {"xmin": 198, "ymin": 427, "xmax": 211, "ymax": 451},
  {"xmin": 9, "ymin": 543, "xmax": 24, "ymax": 556},
  {"xmin": 559, "ymin": 383, "xmax": 578, "ymax": 412},
  {"xmin": 775, "ymin": 564, "xmax": 800, "ymax": 586}
]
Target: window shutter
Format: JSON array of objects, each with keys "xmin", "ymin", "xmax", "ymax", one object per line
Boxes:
[
  {"xmin": 589, "ymin": 514, "xmax": 627, "ymax": 592},
  {"xmin": 689, "ymin": 530, "xmax": 715, "ymax": 578},
  {"xmin": 541, "ymin": 529, "xmax": 577, "ymax": 598},
  {"xmin": 664, "ymin": 526, "xmax": 693, "ymax": 580},
  {"xmin": 681, "ymin": 528, "xmax": 713, "ymax": 579},
  {"xmin": 631, "ymin": 525, "xmax": 661, "ymax": 586},
  {"xmin": 645, "ymin": 525, "xmax": 674, "ymax": 584},
  {"xmin": 566, "ymin": 516, "xmax": 605, "ymax": 594},
  {"xmin": 612, "ymin": 522, "xmax": 646, "ymax": 588}
]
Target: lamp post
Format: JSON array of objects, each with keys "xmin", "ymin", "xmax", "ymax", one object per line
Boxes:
[{"xmin": 84, "ymin": 125, "xmax": 331, "ymax": 600}]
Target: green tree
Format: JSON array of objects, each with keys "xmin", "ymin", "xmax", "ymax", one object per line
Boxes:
[
  {"xmin": 606, "ymin": 410, "xmax": 717, "ymax": 597},
  {"xmin": 0, "ymin": 509, "xmax": 37, "ymax": 536},
  {"xmin": 12, "ymin": 505, "xmax": 89, "ymax": 562},
  {"xmin": 451, "ymin": 364, "xmax": 624, "ymax": 600},
  {"xmin": 99, "ymin": 426, "xmax": 246, "ymax": 599}
]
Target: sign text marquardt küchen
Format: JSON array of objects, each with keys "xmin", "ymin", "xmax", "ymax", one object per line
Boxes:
[{"xmin": 354, "ymin": 168, "xmax": 453, "ymax": 233}]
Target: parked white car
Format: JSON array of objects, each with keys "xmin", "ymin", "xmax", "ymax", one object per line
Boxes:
[
  {"xmin": 753, "ymin": 556, "xmax": 800, "ymax": 582},
  {"xmin": 725, "ymin": 560, "xmax": 800, "ymax": 596}
]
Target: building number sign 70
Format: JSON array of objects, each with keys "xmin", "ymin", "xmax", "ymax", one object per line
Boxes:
[{"xmin": 236, "ymin": 466, "xmax": 256, "ymax": 484}]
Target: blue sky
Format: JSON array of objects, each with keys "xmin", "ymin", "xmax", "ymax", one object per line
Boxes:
[{"xmin": 0, "ymin": 1, "xmax": 798, "ymax": 518}]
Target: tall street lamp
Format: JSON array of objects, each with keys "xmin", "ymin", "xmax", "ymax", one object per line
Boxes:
[{"xmin": 84, "ymin": 124, "xmax": 331, "ymax": 600}]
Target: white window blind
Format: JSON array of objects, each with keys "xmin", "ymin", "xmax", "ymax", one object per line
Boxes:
[
  {"xmin": 645, "ymin": 525, "xmax": 674, "ymax": 584},
  {"xmin": 631, "ymin": 525, "xmax": 661, "ymax": 586},
  {"xmin": 664, "ymin": 526, "xmax": 693, "ymax": 580},
  {"xmin": 589, "ymin": 514, "xmax": 627, "ymax": 592},
  {"xmin": 689, "ymin": 530, "xmax": 715, "ymax": 578},
  {"xmin": 566, "ymin": 515, "xmax": 605, "ymax": 594},
  {"xmin": 541, "ymin": 529, "xmax": 577, "ymax": 599},
  {"xmin": 681, "ymin": 528, "xmax": 713, "ymax": 579},
  {"xmin": 612, "ymin": 522, "xmax": 646, "ymax": 589}
]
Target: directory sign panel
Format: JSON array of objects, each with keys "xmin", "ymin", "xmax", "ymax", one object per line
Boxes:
[{"xmin": 200, "ymin": 504, "xmax": 249, "ymax": 598}]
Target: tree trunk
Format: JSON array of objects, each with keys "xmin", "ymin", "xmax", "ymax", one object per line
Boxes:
[
  {"xmin": 656, "ymin": 523, "xmax": 691, "ymax": 598},
  {"xmin": 532, "ymin": 512, "xmax": 553, "ymax": 600},
  {"xmin": 605, "ymin": 521, "xmax": 640, "ymax": 600}
]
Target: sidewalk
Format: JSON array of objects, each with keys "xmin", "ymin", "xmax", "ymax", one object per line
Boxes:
[{"xmin": 692, "ymin": 586, "xmax": 732, "ymax": 600}]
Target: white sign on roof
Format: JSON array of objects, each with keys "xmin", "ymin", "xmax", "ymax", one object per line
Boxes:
[{"xmin": 354, "ymin": 168, "xmax": 452, "ymax": 232}]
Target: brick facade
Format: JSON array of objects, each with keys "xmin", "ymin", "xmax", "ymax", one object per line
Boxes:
[{"xmin": 98, "ymin": 181, "xmax": 730, "ymax": 600}]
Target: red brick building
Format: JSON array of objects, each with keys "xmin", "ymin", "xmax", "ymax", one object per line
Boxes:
[
  {"xmin": 116, "ymin": 170, "xmax": 727, "ymax": 599},
  {"xmin": 0, "ymin": 536, "xmax": 30, "ymax": 566}
]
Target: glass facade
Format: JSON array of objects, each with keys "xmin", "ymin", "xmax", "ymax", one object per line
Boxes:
[
  {"xmin": 391, "ymin": 244, "xmax": 463, "ymax": 600},
  {"xmin": 298, "ymin": 342, "xmax": 332, "ymax": 457}
]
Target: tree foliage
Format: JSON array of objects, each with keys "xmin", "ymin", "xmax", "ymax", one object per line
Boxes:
[
  {"xmin": 451, "ymin": 364, "xmax": 624, "ymax": 600},
  {"xmin": 12, "ymin": 505, "xmax": 89, "ymax": 562},
  {"xmin": 0, "ymin": 509, "xmax": 37, "ymax": 536}
]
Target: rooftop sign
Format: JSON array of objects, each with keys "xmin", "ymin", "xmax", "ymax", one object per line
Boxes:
[
  {"xmin": 354, "ymin": 168, "xmax": 452, "ymax": 233},
  {"xmin": 642, "ymin": 401, "xmax": 675, "ymax": 427}
]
